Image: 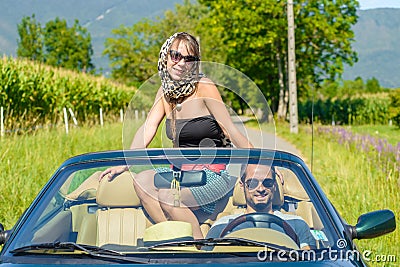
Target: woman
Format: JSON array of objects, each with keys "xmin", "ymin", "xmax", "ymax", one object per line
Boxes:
[{"xmin": 101, "ymin": 32, "xmax": 253, "ymax": 239}]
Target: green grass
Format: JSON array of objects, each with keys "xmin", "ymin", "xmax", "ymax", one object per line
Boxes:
[{"xmin": 267, "ymin": 122, "xmax": 399, "ymax": 266}]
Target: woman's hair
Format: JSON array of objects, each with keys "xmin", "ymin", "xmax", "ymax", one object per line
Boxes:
[
  {"xmin": 166, "ymin": 32, "xmax": 201, "ymax": 147},
  {"xmin": 171, "ymin": 32, "xmax": 201, "ymax": 62}
]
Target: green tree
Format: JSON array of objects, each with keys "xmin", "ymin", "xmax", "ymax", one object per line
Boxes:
[
  {"xmin": 365, "ymin": 77, "xmax": 381, "ymax": 93},
  {"xmin": 17, "ymin": 14, "xmax": 43, "ymax": 61},
  {"xmin": 388, "ymin": 89, "xmax": 400, "ymax": 127},
  {"xmin": 43, "ymin": 18, "xmax": 94, "ymax": 73},
  {"xmin": 103, "ymin": 20, "xmax": 161, "ymax": 85},
  {"xmin": 104, "ymin": 0, "xmax": 359, "ymax": 116},
  {"xmin": 17, "ymin": 16, "xmax": 94, "ymax": 73},
  {"xmin": 198, "ymin": 0, "xmax": 359, "ymax": 114}
]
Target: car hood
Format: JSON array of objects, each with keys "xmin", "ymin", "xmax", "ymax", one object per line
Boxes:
[{"xmin": 0, "ymin": 259, "xmax": 364, "ymax": 267}]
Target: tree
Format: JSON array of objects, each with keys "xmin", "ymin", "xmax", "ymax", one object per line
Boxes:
[
  {"xmin": 388, "ymin": 89, "xmax": 400, "ymax": 127},
  {"xmin": 17, "ymin": 16, "xmax": 94, "ymax": 73},
  {"xmin": 198, "ymin": 0, "xmax": 359, "ymax": 116},
  {"xmin": 366, "ymin": 77, "xmax": 381, "ymax": 93},
  {"xmin": 103, "ymin": 20, "xmax": 161, "ymax": 85},
  {"xmin": 103, "ymin": 0, "xmax": 359, "ymax": 118},
  {"xmin": 17, "ymin": 14, "xmax": 43, "ymax": 61},
  {"xmin": 43, "ymin": 18, "xmax": 94, "ymax": 72}
]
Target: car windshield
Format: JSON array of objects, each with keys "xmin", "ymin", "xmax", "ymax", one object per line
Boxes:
[{"xmin": 4, "ymin": 149, "xmax": 338, "ymax": 260}]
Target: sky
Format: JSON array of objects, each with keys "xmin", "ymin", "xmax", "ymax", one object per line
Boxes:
[{"xmin": 359, "ymin": 0, "xmax": 400, "ymax": 9}]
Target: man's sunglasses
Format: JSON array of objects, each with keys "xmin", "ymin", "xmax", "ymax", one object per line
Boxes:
[
  {"xmin": 169, "ymin": 50, "xmax": 199, "ymax": 63},
  {"xmin": 245, "ymin": 178, "xmax": 275, "ymax": 191}
]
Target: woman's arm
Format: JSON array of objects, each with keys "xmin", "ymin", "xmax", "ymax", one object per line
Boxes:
[
  {"xmin": 198, "ymin": 79, "xmax": 253, "ymax": 148},
  {"xmin": 100, "ymin": 88, "xmax": 166, "ymax": 180},
  {"xmin": 130, "ymin": 87, "xmax": 166, "ymax": 149}
]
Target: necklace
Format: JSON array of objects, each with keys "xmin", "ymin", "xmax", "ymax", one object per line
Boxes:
[{"xmin": 176, "ymin": 103, "xmax": 182, "ymax": 112}]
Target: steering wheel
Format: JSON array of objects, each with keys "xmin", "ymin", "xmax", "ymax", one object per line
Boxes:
[{"xmin": 220, "ymin": 213, "xmax": 300, "ymax": 246}]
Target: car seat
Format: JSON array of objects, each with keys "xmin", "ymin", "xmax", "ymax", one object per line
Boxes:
[
  {"xmin": 278, "ymin": 168, "xmax": 323, "ymax": 231},
  {"xmin": 94, "ymin": 171, "xmax": 149, "ymax": 247}
]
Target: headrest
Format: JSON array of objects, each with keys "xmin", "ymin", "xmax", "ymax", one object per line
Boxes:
[
  {"xmin": 232, "ymin": 174, "xmax": 284, "ymax": 208},
  {"xmin": 279, "ymin": 169, "xmax": 309, "ymax": 201},
  {"xmin": 65, "ymin": 171, "xmax": 100, "ymax": 200},
  {"xmin": 96, "ymin": 171, "xmax": 141, "ymax": 207},
  {"xmin": 143, "ymin": 221, "xmax": 194, "ymax": 247}
]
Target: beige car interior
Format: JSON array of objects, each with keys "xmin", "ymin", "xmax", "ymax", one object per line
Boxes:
[{"xmin": 60, "ymin": 167, "xmax": 324, "ymax": 249}]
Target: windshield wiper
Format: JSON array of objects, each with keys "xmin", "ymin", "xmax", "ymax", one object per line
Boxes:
[
  {"xmin": 10, "ymin": 242, "xmax": 150, "ymax": 264},
  {"xmin": 148, "ymin": 237, "xmax": 293, "ymax": 252}
]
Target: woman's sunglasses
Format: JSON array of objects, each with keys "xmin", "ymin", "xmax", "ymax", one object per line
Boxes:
[
  {"xmin": 169, "ymin": 50, "xmax": 199, "ymax": 63},
  {"xmin": 245, "ymin": 178, "xmax": 275, "ymax": 191}
]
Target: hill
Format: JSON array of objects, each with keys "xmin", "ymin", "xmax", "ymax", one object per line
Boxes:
[
  {"xmin": 343, "ymin": 8, "xmax": 400, "ymax": 88},
  {"xmin": 0, "ymin": 1, "xmax": 398, "ymax": 87},
  {"xmin": 0, "ymin": 0, "xmax": 183, "ymax": 74}
]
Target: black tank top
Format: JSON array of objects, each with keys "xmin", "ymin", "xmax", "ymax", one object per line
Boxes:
[{"xmin": 166, "ymin": 115, "xmax": 225, "ymax": 147}]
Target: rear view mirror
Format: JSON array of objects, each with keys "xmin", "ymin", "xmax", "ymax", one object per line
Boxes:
[
  {"xmin": 154, "ymin": 170, "xmax": 207, "ymax": 188},
  {"xmin": 350, "ymin": 209, "xmax": 396, "ymax": 240}
]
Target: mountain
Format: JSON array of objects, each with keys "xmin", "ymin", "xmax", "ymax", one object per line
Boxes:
[
  {"xmin": 0, "ymin": 0, "xmax": 184, "ymax": 74},
  {"xmin": 343, "ymin": 8, "xmax": 400, "ymax": 88},
  {"xmin": 0, "ymin": 1, "xmax": 398, "ymax": 88}
]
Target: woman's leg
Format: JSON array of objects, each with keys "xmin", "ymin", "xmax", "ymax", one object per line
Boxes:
[
  {"xmin": 158, "ymin": 188, "xmax": 204, "ymax": 239},
  {"xmin": 133, "ymin": 169, "xmax": 167, "ymax": 223},
  {"xmin": 134, "ymin": 170, "xmax": 204, "ymax": 239}
]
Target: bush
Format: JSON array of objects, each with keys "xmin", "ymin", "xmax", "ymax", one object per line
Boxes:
[
  {"xmin": 388, "ymin": 89, "xmax": 400, "ymax": 127},
  {"xmin": 298, "ymin": 94, "xmax": 391, "ymax": 125}
]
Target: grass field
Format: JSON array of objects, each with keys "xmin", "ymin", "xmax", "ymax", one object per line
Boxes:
[
  {"xmin": 269, "ymin": 122, "xmax": 399, "ymax": 266},
  {"xmin": 343, "ymin": 124, "xmax": 400, "ymax": 146}
]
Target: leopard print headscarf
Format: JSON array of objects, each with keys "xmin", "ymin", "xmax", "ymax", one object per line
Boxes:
[{"xmin": 158, "ymin": 32, "xmax": 202, "ymax": 102}]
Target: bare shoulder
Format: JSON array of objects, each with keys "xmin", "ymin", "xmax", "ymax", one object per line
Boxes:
[
  {"xmin": 155, "ymin": 86, "xmax": 164, "ymax": 98},
  {"xmin": 197, "ymin": 77, "xmax": 220, "ymax": 97}
]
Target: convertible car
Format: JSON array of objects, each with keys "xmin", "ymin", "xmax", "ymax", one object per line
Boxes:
[{"xmin": 0, "ymin": 148, "xmax": 395, "ymax": 266}]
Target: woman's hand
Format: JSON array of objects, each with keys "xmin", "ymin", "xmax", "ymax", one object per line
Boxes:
[{"xmin": 99, "ymin": 165, "xmax": 129, "ymax": 181}]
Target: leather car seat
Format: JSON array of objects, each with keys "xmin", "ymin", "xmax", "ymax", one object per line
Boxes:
[
  {"xmin": 279, "ymin": 168, "xmax": 323, "ymax": 230},
  {"xmin": 94, "ymin": 171, "xmax": 148, "ymax": 247}
]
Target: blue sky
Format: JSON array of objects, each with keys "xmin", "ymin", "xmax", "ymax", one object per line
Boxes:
[{"xmin": 359, "ymin": 0, "xmax": 400, "ymax": 9}]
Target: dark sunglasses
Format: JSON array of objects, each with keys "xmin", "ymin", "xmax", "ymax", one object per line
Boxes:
[
  {"xmin": 169, "ymin": 50, "xmax": 199, "ymax": 63},
  {"xmin": 245, "ymin": 178, "xmax": 275, "ymax": 191}
]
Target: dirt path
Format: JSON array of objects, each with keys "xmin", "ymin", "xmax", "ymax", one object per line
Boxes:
[{"xmin": 232, "ymin": 116, "xmax": 303, "ymax": 157}]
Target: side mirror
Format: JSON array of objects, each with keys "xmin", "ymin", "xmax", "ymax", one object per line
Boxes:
[{"xmin": 349, "ymin": 209, "xmax": 396, "ymax": 240}]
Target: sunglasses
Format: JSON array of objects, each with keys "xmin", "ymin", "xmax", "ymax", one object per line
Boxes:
[
  {"xmin": 245, "ymin": 178, "xmax": 275, "ymax": 191},
  {"xmin": 169, "ymin": 50, "xmax": 199, "ymax": 63}
]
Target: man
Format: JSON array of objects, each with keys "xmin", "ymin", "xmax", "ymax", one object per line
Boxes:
[{"xmin": 205, "ymin": 164, "xmax": 316, "ymax": 250}]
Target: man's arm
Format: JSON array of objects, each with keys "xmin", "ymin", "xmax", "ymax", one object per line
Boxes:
[
  {"xmin": 287, "ymin": 219, "xmax": 317, "ymax": 250},
  {"xmin": 205, "ymin": 224, "xmax": 227, "ymax": 239}
]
